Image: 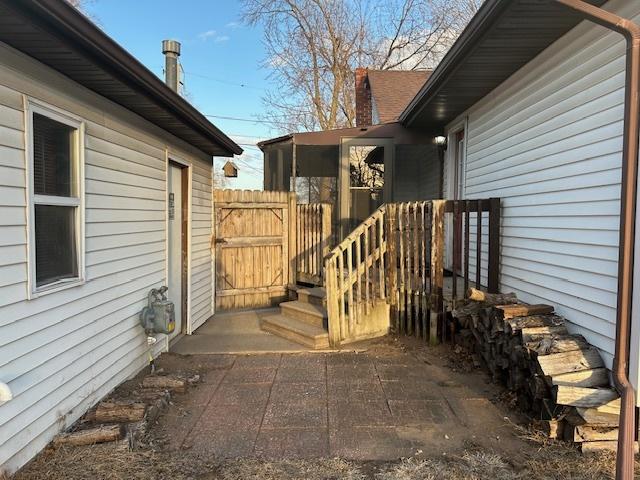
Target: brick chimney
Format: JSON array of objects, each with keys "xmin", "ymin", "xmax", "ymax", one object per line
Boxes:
[{"xmin": 355, "ymin": 67, "xmax": 372, "ymax": 127}]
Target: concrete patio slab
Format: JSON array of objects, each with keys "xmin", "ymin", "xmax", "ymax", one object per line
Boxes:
[
  {"xmin": 159, "ymin": 349, "xmax": 526, "ymax": 462},
  {"xmin": 172, "ymin": 309, "xmax": 319, "ymax": 354}
]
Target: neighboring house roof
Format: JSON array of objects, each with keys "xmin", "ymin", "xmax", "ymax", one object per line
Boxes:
[
  {"xmin": 399, "ymin": 0, "xmax": 607, "ymax": 131},
  {"xmin": 257, "ymin": 122, "xmax": 430, "ymax": 149},
  {"xmin": 366, "ymin": 70, "xmax": 430, "ymax": 123},
  {"xmin": 0, "ymin": 0, "xmax": 242, "ymax": 157}
]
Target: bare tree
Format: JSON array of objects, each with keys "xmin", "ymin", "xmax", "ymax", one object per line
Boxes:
[{"xmin": 242, "ymin": 0, "xmax": 482, "ymax": 133}]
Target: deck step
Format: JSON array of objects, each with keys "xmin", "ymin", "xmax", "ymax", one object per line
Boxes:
[
  {"xmin": 260, "ymin": 314, "xmax": 329, "ymax": 349},
  {"xmin": 280, "ymin": 300, "xmax": 327, "ymax": 328},
  {"xmin": 296, "ymin": 287, "xmax": 326, "ymax": 307}
]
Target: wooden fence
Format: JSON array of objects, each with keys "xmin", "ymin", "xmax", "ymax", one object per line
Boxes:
[
  {"xmin": 296, "ymin": 203, "xmax": 332, "ymax": 285},
  {"xmin": 324, "ymin": 198, "xmax": 500, "ymax": 346}
]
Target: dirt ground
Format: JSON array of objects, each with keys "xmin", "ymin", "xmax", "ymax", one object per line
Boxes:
[{"xmin": 10, "ymin": 336, "xmax": 637, "ymax": 480}]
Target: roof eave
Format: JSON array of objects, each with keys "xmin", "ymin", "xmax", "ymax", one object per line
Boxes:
[
  {"xmin": 398, "ymin": 0, "xmax": 506, "ymax": 126},
  {"xmin": 14, "ymin": 0, "xmax": 242, "ymax": 157}
]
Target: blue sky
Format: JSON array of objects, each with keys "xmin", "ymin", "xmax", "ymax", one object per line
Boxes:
[{"xmin": 84, "ymin": 0, "xmax": 275, "ymax": 189}]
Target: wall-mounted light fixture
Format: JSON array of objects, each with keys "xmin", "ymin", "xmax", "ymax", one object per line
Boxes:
[{"xmin": 434, "ymin": 135, "xmax": 447, "ymax": 148}]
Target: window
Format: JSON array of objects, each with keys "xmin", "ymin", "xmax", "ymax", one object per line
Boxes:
[{"xmin": 28, "ymin": 102, "xmax": 84, "ymax": 294}]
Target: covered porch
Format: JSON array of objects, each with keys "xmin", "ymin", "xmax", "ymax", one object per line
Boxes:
[{"xmin": 258, "ymin": 122, "xmax": 444, "ymax": 240}]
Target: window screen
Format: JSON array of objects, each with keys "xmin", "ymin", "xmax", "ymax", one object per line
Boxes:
[
  {"xmin": 35, "ymin": 205, "xmax": 78, "ymax": 286},
  {"xmin": 33, "ymin": 113, "xmax": 74, "ymax": 197},
  {"xmin": 31, "ymin": 110, "xmax": 80, "ymax": 289}
]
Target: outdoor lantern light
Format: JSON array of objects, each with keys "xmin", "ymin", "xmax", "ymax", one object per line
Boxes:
[{"xmin": 434, "ymin": 135, "xmax": 447, "ymax": 147}]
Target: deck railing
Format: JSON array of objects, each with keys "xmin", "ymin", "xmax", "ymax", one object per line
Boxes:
[
  {"xmin": 324, "ymin": 206, "xmax": 389, "ymax": 346},
  {"xmin": 295, "ymin": 203, "xmax": 332, "ymax": 285},
  {"xmin": 324, "ymin": 198, "xmax": 500, "ymax": 347}
]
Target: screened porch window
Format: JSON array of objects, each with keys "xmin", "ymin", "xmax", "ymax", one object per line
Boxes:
[{"xmin": 29, "ymin": 105, "xmax": 84, "ymax": 293}]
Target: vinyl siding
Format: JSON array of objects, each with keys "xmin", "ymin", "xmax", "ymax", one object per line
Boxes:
[
  {"xmin": 444, "ymin": 0, "xmax": 639, "ymax": 369},
  {"xmin": 393, "ymin": 144, "xmax": 441, "ymax": 201},
  {"xmin": 0, "ymin": 41, "xmax": 214, "ymax": 473}
]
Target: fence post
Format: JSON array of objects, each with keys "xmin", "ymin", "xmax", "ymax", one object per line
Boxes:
[
  {"xmin": 487, "ymin": 197, "xmax": 501, "ymax": 293},
  {"xmin": 430, "ymin": 200, "xmax": 445, "ymax": 345}
]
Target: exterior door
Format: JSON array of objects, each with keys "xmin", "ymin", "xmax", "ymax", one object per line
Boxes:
[
  {"xmin": 339, "ymin": 138, "xmax": 393, "ymax": 239},
  {"xmin": 453, "ymin": 131, "xmax": 465, "ymax": 273},
  {"xmin": 214, "ymin": 190, "xmax": 290, "ymax": 310},
  {"xmin": 168, "ymin": 162, "xmax": 188, "ymax": 340}
]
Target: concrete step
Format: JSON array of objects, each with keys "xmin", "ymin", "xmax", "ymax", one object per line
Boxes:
[
  {"xmin": 260, "ymin": 314, "xmax": 329, "ymax": 350},
  {"xmin": 280, "ymin": 300, "xmax": 327, "ymax": 328},
  {"xmin": 296, "ymin": 287, "xmax": 326, "ymax": 307}
]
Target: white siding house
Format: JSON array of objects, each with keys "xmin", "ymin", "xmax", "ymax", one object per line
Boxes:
[
  {"xmin": 0, "ymin": 2, "xmax": 239, "ymax": 473},
  {"xmin": 441, "ymin": 0, "xmax": 639, "ymax": 370}
]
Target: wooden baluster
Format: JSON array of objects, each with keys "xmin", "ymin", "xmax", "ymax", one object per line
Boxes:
[
  {"xmin": 420, "ymin": 202, "xmax": 427, "ymax": 341},
  {"xmin": 398, "ymin": 204, "xmax": 406, "ymax": 334},
  {"xmin": 326, "ymin": 257, "xmax": 340, "ymax": 347},
  {"xmin": 430, "ymin": 200, "xmax": 445, "ymax": 345},
  {"xmin": 405, "ymin": 203, "xmax": 413, "ymax": 336},
  {"xmin": 476, "ymin": 201, "xmax": 482, "ymax": 289},
  {"xmin": 388, "ymin": 204, "xmax": 399, "ymax": 333},
  {"xmin": 412, "ymin": 202, "xmax": 420, "ymax": 337},
  {"xmin": 464, "ymin": 200, "xmax": 470, "ymax": 295},
  {"xmin": 347, "ymin": 240, "xmax": 354, "ymax": 335},
  {"xmin": 321, "ymin": 204, "xmax": 332, "ymax": 284},
  {"xmin": 377, "ymin": 215, "xmax": 387, "ymax": 300},
  {"xmin": 355, "ymin": 234, "xmax": 362, "ymax": 324},
  {"xmin": 364, "ymin": 223, "xmax": 371, "ymax": 315},
  {"xmin": 452, "ymin": 200, "xmax": 459, "ymax": 307},
  {"xmin": 426, "ymin": 201, "xmax": 433, "ymax": 340},
  {"xmin": 337, "ymin": 248, "xmax": 346, "ymax": 342}
]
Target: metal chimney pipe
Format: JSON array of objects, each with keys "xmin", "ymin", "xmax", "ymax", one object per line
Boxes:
[{"xmin": 162, "ymin": 39, "xmax": 181, "ymax": 92}]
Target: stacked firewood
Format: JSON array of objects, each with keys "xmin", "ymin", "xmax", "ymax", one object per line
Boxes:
[
  {"xmin": 53, "ymin": 374, "xmax": 193, "ymax": 449},
  {"xmin": 453, "ymin": 289, "xmax": 625, "ymax": 453}
]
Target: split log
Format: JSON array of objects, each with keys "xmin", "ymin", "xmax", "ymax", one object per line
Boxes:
[
  {"xmin": 521, "ymin": 325, "xmax": 569, "ymax": 343},
  {"xmin": 595, "ymin": 397, "xmax": 622, "ymax": 416},
  {"xmin": 95, "ymin": 401, "xmax": 146, "ymax": 424},
  {"xmin": 505, "ymin": 315, "xmax": 564, "ymax": 335},
  {"xmin": 565, "ymin": 407, "xmax": 620, "ymax": 426},
  {"xmin": 467, "ymin": 288, "xmax": 518, "ymax": 304},
  {"xmin": 554, "ymin": 385, "xmax": 619, "ymax": 408},
  {"xmin": 572, "ymin": 425, "xmax": 618, "ymax": 442},
  {"xmin": 525, "ymin": 334, "xmax": 588, "ymax": 355},
  {"xmin": 551, "ymin": 368, "xmax": 610, "ymax": 388},
  {"xmin": 537, "ymin": 348, "xmax": 604, "ymax": 377},
  {"xmin": 497, "ymin": 304, "xmax": 555, "ymax": 320},
  {"xmin": 54, "ymin": 425, "xmax": 123, "ymax": 447},
  {"xmin": 142, "ymin": 374, "xmax": 187, "ymax": 393}
]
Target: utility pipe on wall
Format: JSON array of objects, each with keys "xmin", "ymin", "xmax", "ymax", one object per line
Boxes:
[{"xmin": 552, "ymin": 1, "xmax": 640, "ymax": 479}]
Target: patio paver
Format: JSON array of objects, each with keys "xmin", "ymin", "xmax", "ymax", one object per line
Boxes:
[{"xmin": 174, "ymin": 351, "xmax": 518, "ymax": 460}]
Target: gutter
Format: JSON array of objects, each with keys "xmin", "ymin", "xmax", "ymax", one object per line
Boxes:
[{"xmin": 551, "ymin": 1, "xmax": 640, "ymax": 479}]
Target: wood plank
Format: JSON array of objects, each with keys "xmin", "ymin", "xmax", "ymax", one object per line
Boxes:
[
  {"xmin": 554, "ymin": 385, "xmax": 619, "ymax": 408},
  {"xmin": 551, "ymin": 367, "xmax": 610, "ymax": 388},
  {"xmin": 538, "ymin": 348, "xmax": 604, "ymax": 376}
]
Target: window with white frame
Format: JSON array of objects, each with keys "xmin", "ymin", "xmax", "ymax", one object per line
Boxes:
[{"xmin": 28, "ymin": 102, "xmax": 84, "ymax": 293}]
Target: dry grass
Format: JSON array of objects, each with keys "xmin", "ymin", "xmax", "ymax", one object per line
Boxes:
[{"xmin": 212, "ymin": 458, "xmax": 366, "ymax": 480}]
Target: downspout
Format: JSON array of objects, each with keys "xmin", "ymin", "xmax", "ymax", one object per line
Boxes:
[{"xmin": 552, "ymin": 1, "xmax": 640, "ymax": 479}]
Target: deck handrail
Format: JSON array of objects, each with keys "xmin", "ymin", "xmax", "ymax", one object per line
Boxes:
[{"xmin": 324, "ymin": 198, "xmax": 500, "ymax": 347}]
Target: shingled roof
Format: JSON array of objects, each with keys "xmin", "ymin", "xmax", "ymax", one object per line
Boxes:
[{"xmin": 367, "ymin": 70, "xmax": 431, "ymax": 123}]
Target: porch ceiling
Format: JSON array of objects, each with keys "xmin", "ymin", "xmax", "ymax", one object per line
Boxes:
[{"xmin": 400, "ymin": 0, "xmax": 607, "ymax": 130}]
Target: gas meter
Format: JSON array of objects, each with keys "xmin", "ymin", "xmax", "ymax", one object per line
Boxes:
[{"xmin": 140, "ymin": 287, "xmax": 175, "ymax": 335}]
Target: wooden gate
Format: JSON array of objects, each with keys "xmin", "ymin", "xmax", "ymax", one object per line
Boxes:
[{"xmin": 214, "ymin": 190, "xmax": 293, "ymax": 310}]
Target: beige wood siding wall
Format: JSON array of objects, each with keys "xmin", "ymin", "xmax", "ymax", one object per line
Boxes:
[
  {"xmin": 445, "ymin": 0, "xmax": 639, "ymax": 369},
  {"xmin": 0, "ymin": 42, "xmax": 214, "ymax": 473}
]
